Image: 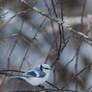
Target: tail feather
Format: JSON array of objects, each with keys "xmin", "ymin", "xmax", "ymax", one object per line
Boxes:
[{"xmin": 9, "ymin": 75, "xmax": 21, "ymax": 79}]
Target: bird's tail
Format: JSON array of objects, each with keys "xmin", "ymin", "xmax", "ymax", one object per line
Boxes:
[{"xmin": 9, "ymin": 75, "xmax": 22, "ymax": 79}]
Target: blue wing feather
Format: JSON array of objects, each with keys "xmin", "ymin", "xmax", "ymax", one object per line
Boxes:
[
  {"xmin": 21, "ymin": 66, "xmax": 47, "ymax": 78},
  {"xmin": 27, "ymin": 71, "xmax": 37, "ymax": 77},
  {"xmin": 26, "ymin": 68, "xmax": 46, "ymax": 78}
]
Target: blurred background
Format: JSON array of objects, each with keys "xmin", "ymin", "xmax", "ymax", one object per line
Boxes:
[{"xmin": 0, "ymin": 0, "xmax": 92, "ymax": 92}]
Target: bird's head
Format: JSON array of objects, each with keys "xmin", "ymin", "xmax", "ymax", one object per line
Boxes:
[{"xmin": 40, "ymin": 64, "xmax": 51, "ymax": 73}]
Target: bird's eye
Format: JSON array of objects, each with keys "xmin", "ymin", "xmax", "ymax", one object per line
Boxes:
[{"xmin": 44, "ymin": 67, "xmax": 50, "ymax": 70}]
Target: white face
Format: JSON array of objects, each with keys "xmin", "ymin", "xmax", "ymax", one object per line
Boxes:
[{"xmin": 40, "ymin": 64, "xmax": 51, "ymax": 73}]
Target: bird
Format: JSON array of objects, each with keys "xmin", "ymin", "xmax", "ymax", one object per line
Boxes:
[{"xmin": 10, "ymin": 64, "xmax": 51, "ymax": 86}]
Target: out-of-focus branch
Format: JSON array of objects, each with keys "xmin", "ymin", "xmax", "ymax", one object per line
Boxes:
[
  {"xmin": 74, "ymin": 62, "xmax": 92, "ymax": 77},
  {"xmin": 7, "ymin": 21, "xmax": 24, "ymax": 69},
  {"xmin": 75, "ymin": 0, "xmax": 87, "ymax": 91},
  {"xmin": 31, "ymin": 7, "xmax": 89, "ymax": 41},
  {"xmin": 21, "ymin": 0, "xmax": 92, "ymax": 46},
  {"xmin": 62, "ymin": 62, "xmax": 92, "ymax": 90},
  {"xmin": 0, "ymin": 9, "xmax": 31, "ymax": 31},
  {"xmin": 0, "ymin": 3, "xmax": 91, "ymax": 46},
  {"xmin": 13, "ymin": 88, "xmax": 80, "ymax": 92}
]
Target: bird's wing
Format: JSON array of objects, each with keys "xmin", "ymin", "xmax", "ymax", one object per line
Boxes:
[
  {"xmin": 25, "ymin": 70, "xmax": 39, "ymax": 77},
  {"xmin": 23, "ymin": 65, "xmax": 46, "ymax": 78},
  {"xmin": 25, "ymin": 67, "xmax": 46, "ymax": 78}
]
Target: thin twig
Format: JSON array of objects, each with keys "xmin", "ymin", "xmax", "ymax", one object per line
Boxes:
[
  {"xmin": 60, "ymin": 0, "xmax": 65, "ymax": 44},
  {"xmin": 74, "ymin": 62, "xmax": 92, "ymax": 77},
  {"xmin": 51, "ymin": 40, "xmax": 69, "ymax": 68},
  {"xmin": 63, "ymin": 54, "xmax": 76, "ymax": 68},
  {"xmin": 0, "ymin": 69, "xmax": 24, "ymax": 73},
  {"xmin": 19, "ymin": 45, "xmax": 30, "ymax": 70},
  {"xmin": 46, "ymin": 81, "xmax": 59, "ymax": 90}
]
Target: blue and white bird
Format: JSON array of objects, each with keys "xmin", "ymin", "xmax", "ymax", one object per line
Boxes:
[{"xmin": 10, "ymin": 64, "xmax": 51, "ymax": 86}]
